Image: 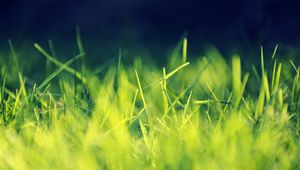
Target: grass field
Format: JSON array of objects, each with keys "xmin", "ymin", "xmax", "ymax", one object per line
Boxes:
[{"xmin": 0, "ymin": 35, "xmax": 300, "ymax": 169}]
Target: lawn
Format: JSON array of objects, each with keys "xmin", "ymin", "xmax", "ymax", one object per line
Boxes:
[{"xmin": 0, "ymin": 35, "xmax": 299, "ymax": 169}]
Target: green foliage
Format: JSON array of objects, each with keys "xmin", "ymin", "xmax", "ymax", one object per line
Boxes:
[{"xmin": 0, "ymin": 39, "xmax": 299, "ymax": 170}]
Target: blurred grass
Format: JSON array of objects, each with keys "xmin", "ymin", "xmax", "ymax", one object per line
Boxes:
[{"xmin": 0, "ymin": 36, "xmax": 300, "ymax": 169}]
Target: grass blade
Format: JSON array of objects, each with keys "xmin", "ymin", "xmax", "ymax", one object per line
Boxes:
[{"xmin": 34, "ymin": 43, "xmax": 86, "ymax": 82}]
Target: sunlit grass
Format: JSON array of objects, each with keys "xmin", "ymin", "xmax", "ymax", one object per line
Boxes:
[{"xmin": 0, "ymin": 36, "xmax": 300, "ymax": 169}]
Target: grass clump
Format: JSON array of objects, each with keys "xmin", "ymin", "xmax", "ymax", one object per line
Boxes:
[{"xmin": 0, "ymin": 37, "xmax": 300, "ymax": 170}]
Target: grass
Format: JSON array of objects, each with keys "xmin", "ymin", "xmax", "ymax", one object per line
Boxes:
[{"xmin": 0, "ymin": 36, "xmax": 300, "ymax": 169}]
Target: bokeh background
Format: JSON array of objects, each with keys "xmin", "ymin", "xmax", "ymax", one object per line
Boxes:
[{"xmin": 1, "ymin": 0, "xmax": 300, "ymax": 64}]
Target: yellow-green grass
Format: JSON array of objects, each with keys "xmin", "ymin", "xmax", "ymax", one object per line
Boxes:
[{"xmin": 0, "ymin": 37, "xmax": 299, "ymax": 170}]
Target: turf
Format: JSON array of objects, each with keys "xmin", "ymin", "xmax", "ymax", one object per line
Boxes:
[{"xmin": 0, "ymin": 37, "xmax": 300, "ymax": 170}]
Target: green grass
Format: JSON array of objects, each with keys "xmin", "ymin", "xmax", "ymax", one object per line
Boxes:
[{"xmin": 0, "ymin": 37, "xmax": 300, "ymax": 170}]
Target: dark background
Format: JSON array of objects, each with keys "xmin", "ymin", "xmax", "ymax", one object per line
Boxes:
[{"xmin": 1, "ymin": 0, "xmax": 300, "ymax": 63}]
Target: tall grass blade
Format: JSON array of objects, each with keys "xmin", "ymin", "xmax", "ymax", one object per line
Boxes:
[{"xmin": 34, "ymin": 43, "xmax": 86, "ymax": 82}]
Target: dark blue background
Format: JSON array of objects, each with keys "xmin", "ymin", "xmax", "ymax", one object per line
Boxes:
[{"xmin": 1, "ymin": 0, "xmax": 300, "ymax": 60}]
